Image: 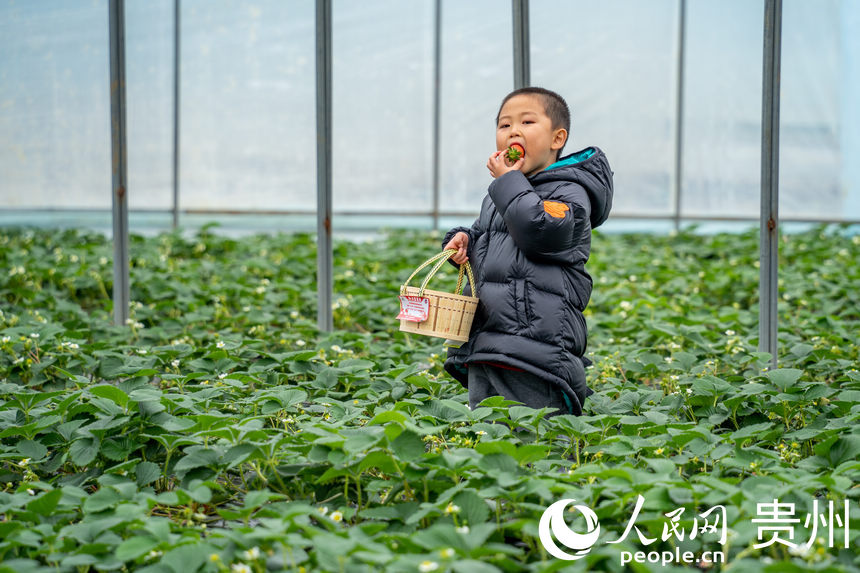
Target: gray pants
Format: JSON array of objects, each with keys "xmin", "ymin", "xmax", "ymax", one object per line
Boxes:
[{"xmin": 467, "ymin": 363, "xmax": 570, "ymax": 417}]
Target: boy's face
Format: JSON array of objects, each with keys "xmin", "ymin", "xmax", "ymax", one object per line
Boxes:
[{"xmin": 496, "ymin": 94, "xmax": 568, "ymax": 177}]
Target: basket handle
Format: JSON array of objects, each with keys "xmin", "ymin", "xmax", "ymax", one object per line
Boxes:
[{"xmin": 401, "ymin": 249, "xmax": 477, "ymax": 298}]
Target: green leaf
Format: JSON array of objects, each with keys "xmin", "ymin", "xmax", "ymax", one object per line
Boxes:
[
  {"xmin": 390, "ymin": 429, "xmax": 424, "ymax": 461},
  {"xmin": 16, "ymin": 439, "xmax": 48, "ymax": 461},
  {"xmin": 69, "ymin": 438, "xmax": 99, "ymax": 467},
  {"xmin": 83, "ymin": 487, "xmax": 120, "ymax": 513},
  {"xmin": 730, "ymin": 422, "xmax": 775, "ymax": 441},
  {"xmin": 90, "ymin": 384, "xmax": 129, "ymax": 408},
  {"xmin": 824, "ymin": 435, "xmax": 860, "ymax": 466},
  {"xmin": 26, "ymin": 489, "xmax": 62, "ymax": 515},
  {"xmin": 160, "ymin": 544, "xmax": 207, "ymax": 573},
  {"xmin": 135, "ymin": 461, "xmax": 161, "ymax": 486},
  {"xmin": 691, "ymin": 376, "xmax": 733, "ymax": 396},
  {"xmin": 116, "ymin": 536, "xmax": 159, "ymax": 561},
  {"xmin": 453, "ymin": 490, "xmax": 490, "ymax": 526},
  {"xmin": 766, "ymin": 368, "xmax": 803, "ymax": 391},
  {"xmin": 452, "ymin": 560, "xmax": 502, "ymax": 573},
  {"xmin": 173, "ymin": 448, "xmax": 218, "ymax": 473}
]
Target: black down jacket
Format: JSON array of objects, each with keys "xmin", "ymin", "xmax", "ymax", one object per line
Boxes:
[{"xmin": 441, "ymin": 146, "xmax": 613, "ymax": 415}]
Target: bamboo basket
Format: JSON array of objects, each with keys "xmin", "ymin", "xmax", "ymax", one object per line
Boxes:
[{"xmin": 398, "ymin": 249, "xmax": 479, "ymax": 342}]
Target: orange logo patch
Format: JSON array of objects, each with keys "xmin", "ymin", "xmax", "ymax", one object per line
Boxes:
[{"xmin": 543, "ymin": 201, "xmax": 569, "ymax": 218}]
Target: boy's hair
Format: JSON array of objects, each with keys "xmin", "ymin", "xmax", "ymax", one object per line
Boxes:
[{"xmin": 496, "ymin": 87, "xmax": 571, "ymax": 157}]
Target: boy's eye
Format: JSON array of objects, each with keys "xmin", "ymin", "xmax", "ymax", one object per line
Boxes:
[{"xmin": 498, "ymin": 123, "xmax": 510, "ymax": 129}]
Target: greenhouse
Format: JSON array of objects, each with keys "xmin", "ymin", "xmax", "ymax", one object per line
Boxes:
[{"xmin": 0, "ymin": 1, "xmax": 858, "ymax": 571}]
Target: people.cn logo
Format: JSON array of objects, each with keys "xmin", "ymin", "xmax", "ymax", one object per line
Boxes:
[{"xmin": 538, "ymin": 499, "xmax": 601, "ymax": 560}]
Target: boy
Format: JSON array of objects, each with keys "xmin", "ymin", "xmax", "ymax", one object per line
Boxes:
[{"xmin": 442, "ymin": 87, "xmax": 613, "ymax": 417}]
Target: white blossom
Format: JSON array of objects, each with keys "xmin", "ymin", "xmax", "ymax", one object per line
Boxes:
[{"xmin": 242, "ymin": 547, "xmax": 261, "ymax": 560}]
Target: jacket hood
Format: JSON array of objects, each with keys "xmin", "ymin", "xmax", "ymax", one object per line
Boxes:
[{"xmin": 530, "ymin": 146, "xmax": 614, "ymax": 228}]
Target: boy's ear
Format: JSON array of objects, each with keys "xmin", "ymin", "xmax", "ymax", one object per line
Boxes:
[{"xmin": 551, "ymin": 128, "xmax": 568, "ymax": 150}]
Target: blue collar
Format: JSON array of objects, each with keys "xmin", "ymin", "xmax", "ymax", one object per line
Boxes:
[{"xmin": 544, "ymin": 147, "xmax": 595, "ymax": 171}]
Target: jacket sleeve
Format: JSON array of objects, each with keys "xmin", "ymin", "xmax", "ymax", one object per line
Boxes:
[
  {"xmin": 441, "ymin": 202, "xmax": 488, "ymax": 268},
  {"xmin": 488, "ymin": 170, "xmax": 590, "ymax": 264}
]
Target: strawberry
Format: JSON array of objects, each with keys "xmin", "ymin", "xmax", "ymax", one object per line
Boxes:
[{"xmin": 506, "ymin": 143, "xmax": 525, "ymax": 162}]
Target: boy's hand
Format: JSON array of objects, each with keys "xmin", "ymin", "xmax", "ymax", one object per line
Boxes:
[
  {"xmin": 444, "ymin": 232, "xmax": 469, "ymax": 264},
  {"xmin": 487, "ymin": 150, "xmax": 524, "ymax": 178}
]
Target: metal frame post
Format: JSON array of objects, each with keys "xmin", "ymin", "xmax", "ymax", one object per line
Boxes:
[
  {"xmin": 431, "ymin": 0, "xmax": 442, "ymax": 230},
  {"xmin": 759, "ymin": 0, "xmax": 782, "ymax": 368},
  {"xmin": 672, "ymin": 0, "xmax": 686, "ymax": 231},
  {"xmin": 512, "ymin": 0, "xmax": 529, "ymax": 89},
  {"xmin": 109, "ymin": 0, "xmax": 130, "ymax": 327},
  {"xmin": 315, "ymin": 0, "xmax": 333, "ymax": 332},
  {"xmin": 172, "ymin": 0, "xmax": 181, "ymax": 229}
]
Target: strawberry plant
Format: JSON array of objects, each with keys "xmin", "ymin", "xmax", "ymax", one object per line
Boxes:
[{"xmin": 0, "ymin": 224, "xmax": 857, "ymax": 572}]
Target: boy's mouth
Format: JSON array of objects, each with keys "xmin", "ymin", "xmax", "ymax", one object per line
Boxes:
[{"xmin": 506, "ymin": 143, "xmax": 525, "ymax": 162}]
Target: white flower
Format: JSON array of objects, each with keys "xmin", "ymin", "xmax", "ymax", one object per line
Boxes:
[
  {"xmin": 664, "ymin": 357, "xmax": 673, "ymax": 363},
  {"xmin": 18, "ymin": 458, "xmax": 30, "ymax": 467},
  {"xmin": 331, "ymin": 345, "xmax": 343, "ymax": 353},
  {"xmin": 1, "ymin": 336, "xmax": 10, "ymax": 344},
  {"xmin": 686, "ymin": 388, "xmax": 692, "ymax": 395},
  {"xmin": 125, "ymin": 318, "xmax": 135, "ymax": 326},
  {"xmin": 218, "ymin": 372, "xmax": 228, "ymax": 379},
  {"xmin": 171, "ymin": 359, "xmax": 180, "ymax": 368},
  {"xmin": 419, "ymin": 561, "xmax": 439, "ymax": 572},
  {"xmin": 242, "ymin": 547, "xmax": 261, "ymax": 560},
  {"xmin": 476, "ymin": 430, "xmax": 487, "ymax": 436},
  {"xmin": 99, "ymin": 256, "xmax": 108, "ymax": 265},
  {"xmin": 788, "ymin": 543, "xmax": 813, "ymax": 558},
  {"xmin": 318, "ymin": 506, "xmax": 329, "ymax": 515},
  {"xmin": 146, "ymin": 550, "xmax": 162, "ymax": 560},
  {"xmin": 27, "ymin": 489, "xmax": 35, "ymax": 495},
  {"xmin": 455, "ymin": 525, "xmax": 470, "ymax": 534},
  {"xmin": 138, "ymin": 349, "xmax": 148, "ymax": 355},
  {"xmin": 669, "ymin": 375, "xmax": 680, "ymax": 381},
  {"xmin": 255, "ymin": 286, "xmax": 266, "ymax": 294},
  {"xmin": 216, "ymin": 340, "xmax": 226, "ymax": 349},
  {"xmin": 231, "ymin": 565, "xmax": 251, "ymax": 573},
  {"xmin": 344, "ymin": 270, "xmax": 355, "ymax": 278},
  {"xmin": 439, "ymin": 548, "xmax": 454, "ymax": 558},
  {"xmin": 296, "ymin": 340, "xmax": 306, "ymax": 347},
  {"xmin": 619, "ymin": 301, "xmax": 633, "ymax": 311},
  {"xmin": 444, "ymin": 502, "xmax": 460, "ymax": 515},
  {"xmin": 134, "ymin": 322, "xmax": 145, "ymax": 329},
  {"xmin": 330, "ymin": 510, "xmax": 344, "ymax": 522},
  {"xmin": 29, "ymin": 333, "xmax": 39, "ymax": 339},
  {"xmin": 725, "ymin": 329, "xmax": 736, "ymax": 336},
  {"xmin": 290, "ymin": 310, "xmax": 300, "ymax": 319}
]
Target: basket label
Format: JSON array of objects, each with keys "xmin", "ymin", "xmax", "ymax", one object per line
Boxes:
[{"xmin": 397, "ymin": 295, "xmax": 430, "ymax": 322}]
